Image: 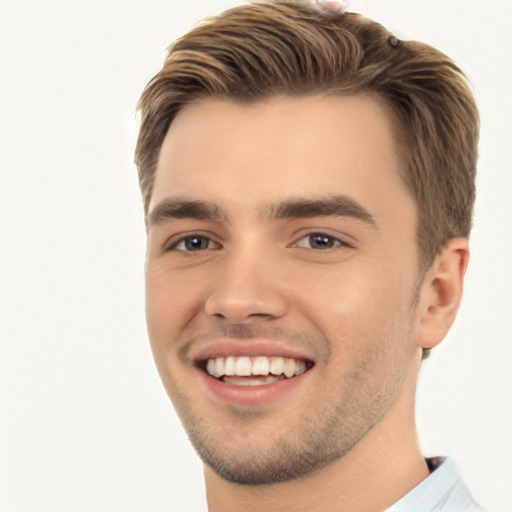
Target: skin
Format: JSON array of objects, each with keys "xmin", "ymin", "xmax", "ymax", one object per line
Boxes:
[{"xmin": 145, "ymin": 95, "xmax": 469, "ymax": 511}]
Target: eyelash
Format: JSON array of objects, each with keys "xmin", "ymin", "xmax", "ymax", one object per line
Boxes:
[
  {"xmin": 291, "ymin": 232, "xmax": 352, "ymax": 250},
  {"xmin": 166, "ymin": 234, "xmax": 221, "ymax": 252},
  {"xmin": 165, "ymin": 232, "xmax": 352, "ymax": 253}
]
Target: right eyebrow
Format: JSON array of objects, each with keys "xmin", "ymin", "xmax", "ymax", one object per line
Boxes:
[
  {"xmin": 264, "ymin": 194, "xmax": 378, "ymax": 229},
  {"xmin": 147, "ymin": 198, "xmax": 228, "ymax": 226}
]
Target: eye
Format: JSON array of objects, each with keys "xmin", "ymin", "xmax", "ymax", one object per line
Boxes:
[
  {"xmin": 293, "ymin": 232, "xmax": 350, "ymax": 250},
  {"xmin": 169, "ymin": 235, "xmax": 220, "ymax": 252}
]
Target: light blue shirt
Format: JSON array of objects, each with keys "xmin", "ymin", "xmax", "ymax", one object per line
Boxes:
[{"xmin": 386, "ymin": 457, "xmax": 485, "ymax": 511}]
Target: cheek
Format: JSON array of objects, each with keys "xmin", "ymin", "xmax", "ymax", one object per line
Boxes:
[
  {"xmin": 294, "ymin": 261, "xmax": 414, "ymax": 346},
  {"xmin": 145, "ymin": 265, "xmax": 205, "ymax": 346},
  {"xmin": 144, "ymin": 267, "xmax": 209, "ymax": 397}
]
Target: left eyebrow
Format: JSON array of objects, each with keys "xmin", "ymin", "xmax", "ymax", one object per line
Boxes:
[{"xmin": 264, "ymin": 194, "xmax": 378, "ymax": 229}]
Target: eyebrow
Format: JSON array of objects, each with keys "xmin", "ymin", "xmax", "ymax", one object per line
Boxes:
[
  {"xmin": 264, "ymin": 195, "xmax": 378, "ymax": 228},
  {"xmin": 147, "ymin": 194, "xmax": 378, "ymax": 229},
  {"xmin": 147, "ymin": 198, "xmax": 228, "ymax": 226}
]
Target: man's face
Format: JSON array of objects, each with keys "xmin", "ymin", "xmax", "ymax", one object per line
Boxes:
[{"xmin": 145, "ymin": 95, "xmax": 422, "ymax": 484}]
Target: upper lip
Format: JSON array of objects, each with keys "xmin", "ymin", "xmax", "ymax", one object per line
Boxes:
[{"xmin": 190, "ymin": 338, "xmax": 316, "ymax": 364}]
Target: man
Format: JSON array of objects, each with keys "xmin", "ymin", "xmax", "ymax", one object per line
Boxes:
[{"xmin": 135, "ymin": 1, "xmax": 483, "ymax": 510}]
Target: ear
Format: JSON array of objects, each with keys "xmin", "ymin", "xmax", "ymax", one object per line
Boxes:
[{"xmin": 415, "ymin": 238, "xmax": 470, "ymax": 350}]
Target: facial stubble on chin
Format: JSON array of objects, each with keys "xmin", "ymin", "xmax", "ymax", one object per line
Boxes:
[{"xmin": 163, "ymin": 318, "xmax": 416, "ymax": 486}]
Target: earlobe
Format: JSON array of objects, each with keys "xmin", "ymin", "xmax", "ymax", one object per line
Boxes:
[{"xmin": 416, "ymin": 238, "xmax": 470, "ymax": 350}]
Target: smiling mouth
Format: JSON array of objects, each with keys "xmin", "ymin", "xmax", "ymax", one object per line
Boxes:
[{"xmin": 201, "ymin": 356, "xmax": 314, "ymax": 386}]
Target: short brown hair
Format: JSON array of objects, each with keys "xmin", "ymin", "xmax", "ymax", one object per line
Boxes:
[{"xmin": 135, "ymin": 0, "xmax": 479, "ymax": 269}]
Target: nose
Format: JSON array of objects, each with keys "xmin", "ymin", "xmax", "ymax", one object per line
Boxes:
[{"xmin": 204, "ymin": 247, "xmax": 289, "ymax": 324}]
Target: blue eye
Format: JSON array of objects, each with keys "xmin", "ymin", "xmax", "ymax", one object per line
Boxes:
[
  {"xmin": 171, "ymin": 235, "xmax": 219, "ymax": 252},
  {"xmin": 294, "ymin": 233, "xmax": 347, "ymax": 250}
]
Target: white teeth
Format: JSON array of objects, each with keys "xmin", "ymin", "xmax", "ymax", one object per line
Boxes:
[
  {"xmin": 270, "ymin": 357, "xmax": 284, "ymax": 375},
  {"xmin": 206, "ymin": 359, "xmax": 216, "ymax": 376},
  {"xmin": 204, "ymin": 355, "xmax": 309, "ymax": 380},
  {"xmin": 252, "ymin": 356, "xmax": 270, "ymax": 375},
  {"xmin": 235, "ymin": 356, "xmax": 252, "ymax": 376},
  {"xmin": 214, "ymin": 357, "xmax": 224, "ymax": 378},
  {"xmin": 224, "ymin": 356, "xmax": 236, "ymax": 376},
  {"xmin": 283, "ymin": 358, "xmax": 296, "ymax": 378},
  {"xmin": 224, "ymin": 376, "xmax": 279, "ymax": 386}
]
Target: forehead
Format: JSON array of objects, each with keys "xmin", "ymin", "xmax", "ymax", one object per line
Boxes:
[{"xmin": 150, "ymin": 95, "xmax": 410, "ymax": 218}]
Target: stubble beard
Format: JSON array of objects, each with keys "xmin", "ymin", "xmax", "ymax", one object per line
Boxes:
[
  {"xmin": 178, "ymin": 394, "xmax": 383, "ymax": 485},
  {"xmin": 165, "ymin": 316, "xmax": 416, "ymax": 486}
]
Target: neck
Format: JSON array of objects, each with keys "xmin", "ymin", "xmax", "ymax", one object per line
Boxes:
[{"xmin": 204, "ymin": 348, "xmax": 428, "ymax": 512}]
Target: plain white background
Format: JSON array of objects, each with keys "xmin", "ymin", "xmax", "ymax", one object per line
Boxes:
[{"xmin": 1, "ymin": 1, "xmax": 510, "ymax": 510}]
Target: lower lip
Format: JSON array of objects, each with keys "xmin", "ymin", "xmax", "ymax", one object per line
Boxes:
[{"xmin": 199, "ymin": 369, "xmax": 310, "ymax": 406}]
